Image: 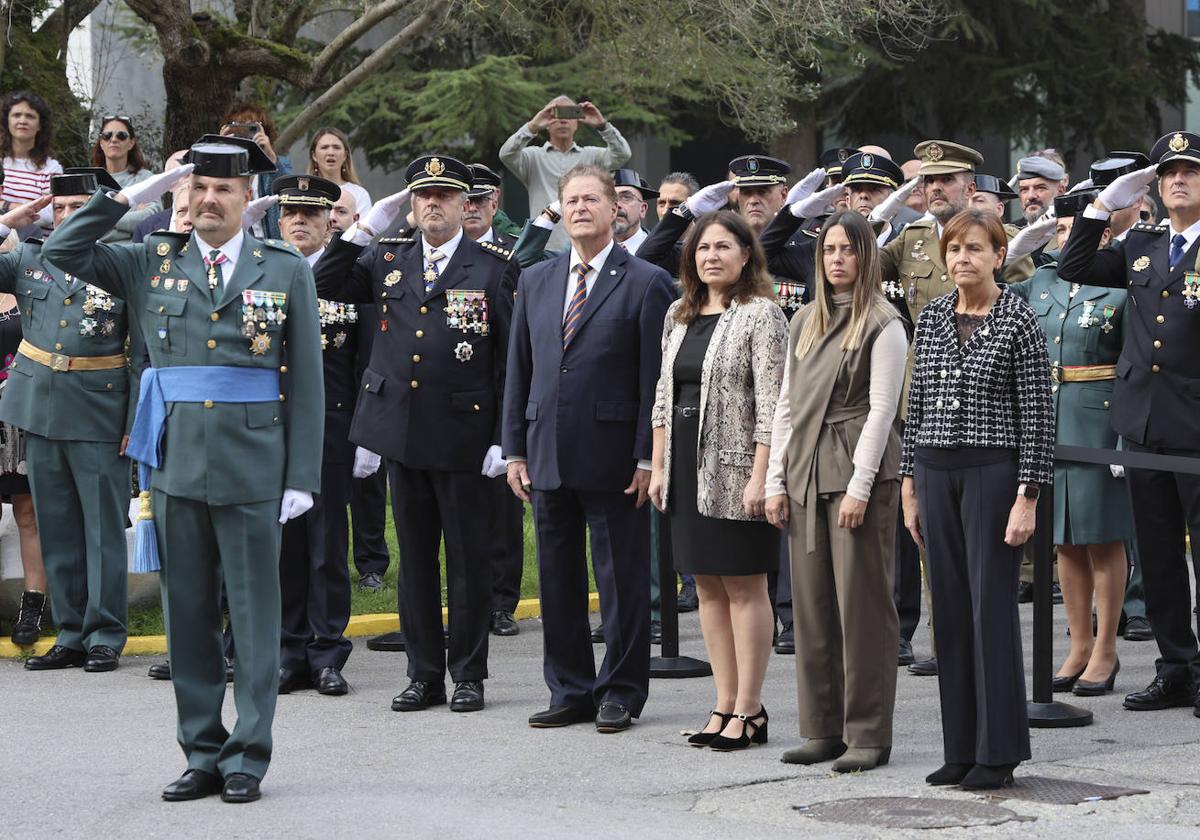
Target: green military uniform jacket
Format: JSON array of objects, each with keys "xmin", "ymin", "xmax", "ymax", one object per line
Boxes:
[
  {"xmin": 1009, "ymin": 259, "xmax": 1134, "ymax": 545},
  {"xmin": 42, "ymin": 191, "xmax": 324, "ymax": 504},
  {"xmin": 0, "ymin": 240, "xmax": 138, "ymax": 442}
]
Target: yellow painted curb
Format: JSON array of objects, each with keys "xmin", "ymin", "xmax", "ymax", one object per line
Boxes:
[{"xmin": 0, "ymin": 592, "xmax": 601, "ymax": 660}]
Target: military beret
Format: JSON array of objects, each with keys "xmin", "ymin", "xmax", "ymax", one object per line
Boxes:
[
  {"xmin": 1015, "ymin": 156, "xmax": 1066, "ymax": 183},
  {"xmin": 728, "ymin": 155, "xmax": 791, "ymax": 187},
  {"xmin": 842, "ymin": 152, "xmax": 903, "ymax": 190},
  {"xmin": 913, "ymin": 140, "xmax": 983, "ymax": 176},
  {"xmin": 405, "ymin": 154, "xmax": 471, "ymax": 192},
  {"xmin": 1150, "ymin": 131, "xmax": 1200, "ymax": 174}
]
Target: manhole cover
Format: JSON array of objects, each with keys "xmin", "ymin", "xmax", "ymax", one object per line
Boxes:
[
  {"xmin": 794, "ymin": 796, "xmax": 1022, "ymax": 829},
  {"xmin": 982, "ymin": 776, "xmax": 1148, "ymax": 805}
]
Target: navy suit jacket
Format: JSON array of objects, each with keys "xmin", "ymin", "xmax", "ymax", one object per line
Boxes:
[{"xmin": 503, "ymin": 244, "xmax": 676, "ymax": 492}]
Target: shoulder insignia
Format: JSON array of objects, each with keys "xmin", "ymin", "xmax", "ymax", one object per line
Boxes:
[
  {"xmin": 149, "ymin": 230, "xmax": 189, "ymax": 240},
  {"xmin": 479, "ymin": 241, "xmax": 513, "ymax": 259},
  {"xmin": 263, "ymin": 238, "xmax": 302, "ymax": 256},
  {"xmin": 1131, "ymin": 222, "xmax": 1168, "ymax": 235},
  {"xmin": 801, "ymin": 228, "xmax": 819, "ymax": 238},
  {"xmin": 379, "ymin": 236, "xmax": 415, "ymax": 244}
]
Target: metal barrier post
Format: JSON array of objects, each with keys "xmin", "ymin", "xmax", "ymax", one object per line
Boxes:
[{"xmin": 650, "ymin": 509, "xmax": 711, "ymax": 679}]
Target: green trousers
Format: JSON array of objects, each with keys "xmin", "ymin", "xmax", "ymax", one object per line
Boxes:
[
  {"xmin": 26, "ymin": 434, "xmax": 129, "ymax": 652},
  {"xmin": 154, "ymin": 491, "xmax": 282, "ymax": 781}
]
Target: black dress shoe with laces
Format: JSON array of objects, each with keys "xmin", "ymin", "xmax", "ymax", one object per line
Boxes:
[
  {"xmin": 391, "ymin": 680, "xmax": 446, "ymax": 711},
  {"xmin": 450, "ymin": 680, "xmax": 484, "ymax": 712},
  {"xmin": 367, "ymin": 631, "xmax": 406, "ymax": 652},
  {"xmin": 315, "ymin": 666, "xmax": 349, "ymax": 696},
  {"xmin": 24, "ymin": 645, "xmax": 86, "ymax": 671},
  {"xmin": 11, "ymin": 590, "xmax": 46, "ymax": 646},
  {"xmin": 490, "ymin": 611, "xmax": 519, "ymax": 636},
  {"xmin": 774, "ymin": 623, "xmax": 795, "ymax": 655},
  {"xmin": 676, "ymin": 579, "xmax": 699, "ymax": 612},
  {"xmin": 162, "ymin": 769, "xmax": 223, "ymax": 801},
  {"xmin": 528, "ymin": 705, "xmax": 595, "ymax": 728},
  {"xmin": 1124, "ymin": 675, "xmax": 1194, "ymax": 711},
  {"xmin": 1123, "ymin": 616, "xmax": 1154, "ymax": 642},
  {"xmin": 595, "ymin": 701, "xmax": 632, "ymax": 733},
  {"xmin": 908, "ymin": 657, "xmax": 938, "ymax": 676},
  {"xmin": 84, "ymin": 645, "xmax": 119, "ymax": 672},
  {"xmin": 358, "ymin": 572, "xmax": 384, "ymax": 592},
  {"xmin": 221, "ymin": 773, "xmax": 261, "ymax": 803},
  {"xmin": 148, "ymin": 661, "xmax": 172, "ymax": 680},
  {"xmin": 278, "ymin": 668, "xmax": 311, "ymax": 694}
]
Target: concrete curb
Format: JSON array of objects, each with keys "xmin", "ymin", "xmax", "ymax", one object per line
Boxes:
[{"xmin": 0, "ymin": 592, "xmax": 600, "ymax": 659}]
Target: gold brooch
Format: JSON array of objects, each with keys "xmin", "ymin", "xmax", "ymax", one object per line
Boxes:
[{"xmin": 1132, "ymin": 255, "xmax": 1151, "ymax": 272}]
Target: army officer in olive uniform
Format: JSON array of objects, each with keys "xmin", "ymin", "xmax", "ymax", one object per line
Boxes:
[
  {"xmin": 1009, "ymin": 185, "xmax": 1133, "ymax": 697},
  {"xmin": 0, "ymin": 168, "xmax": 137, "ymax": 674},
  {"xmin": 313, "ymin": 154, "xmax": 517, "ymax": 714},
  {"xmin": 273, "ymin": 173, "xmax": 358, "ymax": 697},
  {"xmin": 43, "ymin": 135, "xmax": 324, "ymax": 805}
]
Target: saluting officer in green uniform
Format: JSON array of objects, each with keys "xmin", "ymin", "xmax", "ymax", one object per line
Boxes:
[
  {"xmin": 43, "ymin": 136, "xmax": 324, "ymax": 805},
  {"xmin": 0, "ymin": 168, "xmax": 138, "ymax": 673}
]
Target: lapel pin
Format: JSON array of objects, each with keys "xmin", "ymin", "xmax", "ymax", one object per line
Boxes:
[
  {"xmin": 610, "ymin": 269, "xmax": 616, "ymax": 275},
  {"xmin": 156, "ymin": 243, "xmax": 170, "ymax": 256}
]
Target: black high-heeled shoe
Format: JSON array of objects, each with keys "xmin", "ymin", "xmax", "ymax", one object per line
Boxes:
[
  {"xmin": 708, "ymin": 707, "xmax": 768, "ymax": 751},
  {"xmin": 926, "ymin": 763, "xmax": 973, "ymax": 786},
  {"xmin": 687, "ymin": 711, "xmax": 734, "ymax": 747},
  {"xmin": 1073, "ymin": 658, "xmax": 1120, "ymax": 696},
  {"xmin": 1052, "ymin": 666, "xmax": 1085, "ymax": 692},
  {"xmin": 959, "ymin": 763, "xmax": 1017, "ymax": 790}
]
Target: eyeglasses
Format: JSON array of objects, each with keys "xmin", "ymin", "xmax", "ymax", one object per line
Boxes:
[{"xmin": 100, "ymin": 131, "xmax": 130, "ymax": 142}]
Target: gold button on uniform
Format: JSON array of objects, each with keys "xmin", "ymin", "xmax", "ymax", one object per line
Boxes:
[
  {"xmin": 204, "ymin": 399, "xmax": 214, "ymax": 408},
  {"xmin": 1154, "ymin": 340, "xmax": 1163, "ymax": 348},
  {"xmin": 410, "ymin": 380, "xmax": 419, "ymax": 389},
  {"xmin": 1104, "ymin": 400, "xmax": 1110, "ymax": 408},
  {"xmin": 473, "ymin": 404, "xmax": 480, "ymax": 411},
  {"xmin": 159, "ymin": 305, "xmax": 165, "ymax": 313},
  {"xmin": 280, "ymin": 365, "xmax": 288, "ymax": 373},
  {"xmin": 1058, "ymin": 313, "xmax": 1066, "ymax": 320},
  {"xmin": 210, "ymin": 312, "xmax": 219, "ymax": 321},
  {"xmin": 58, "ymin": 319, "xmax": 67, "ymax": 327},
  {"xmin": 420, "ymin": 306, "xmax": 428, "ymax": 314},
  {"xmin": 416, "ymin": 330, "xmax": 424, "ymax": 338},
  {"xmin": 1162, "ymin": 290, "xmax": 1170, "ymax": 298},
  {"xmin": 1152, "ymin": 364, "xmax": 1161, "ymax": 373},
  {"xmin": 1157, "ymin": 315, "xmax": 1165, "ymax": 323},
  {"xmin": 106, "ymin": 383, "xmax": 112, "ymax": 390},
  {"xmin": 382, "ymin": 305, "xmax": 388, "ymax": 312},
  {"xmin": 1054, "ymin": 336, "xmax": 1061, "ymax": 344},
  {"xmin": 412, "ymin": 354, "xmax": 421, "ymax": 363},
  {"xmin": 54, "ymin": 343, "xmax": 62, "ymax": 350},
  {"xmin": 63, "ymin": 298, "xmax": 71, "ymax": 305},
  {"xmin": 207, "ymin": 339, "xmax": 217, "ymax": 349}
]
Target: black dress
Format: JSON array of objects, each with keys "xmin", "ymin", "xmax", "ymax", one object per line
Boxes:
[
  {"xmin": 0, "ymin": 303, "xmax": 29, "ymax": 497},
  {"xmin": 670, "ymin": 314, "xmax": 778, "ymax": 576}
]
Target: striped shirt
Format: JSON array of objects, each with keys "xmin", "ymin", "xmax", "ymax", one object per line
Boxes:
[{"xmin": 2, "ymin": 156, "xmax": 62, "ymax": 232}]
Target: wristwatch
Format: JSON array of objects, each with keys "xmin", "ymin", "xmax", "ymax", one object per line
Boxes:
[
  {"xmin": 672, "ymin": 203, "xmax": 695, "ymax": 222},
  {"xmin": 1018, "ymin": 483, "xmax": 1040, "ymax": 500}
]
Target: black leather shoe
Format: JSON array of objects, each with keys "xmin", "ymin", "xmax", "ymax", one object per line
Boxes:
[
  {"xmin": 490, "ymin": 611, "xmax": 519, "ymax": 636},
  {"xmin": 908, "ymin": 657, "xmax": 938, "ymax": 676},
  {"xmin": 24, "ymin": 645, "xmax": 86, "ymax": 671},
  {"xmin": 898, "ymin": 639, "xmax": 915, "ymax": 666},
  {"xmin": 1052, "ymin": 667, "xmax": 1085, "ymax": 692},
  {"xmin": 221, "ymin": 773, "xmax": 261, "ymax": 803},
  {"xmin": 391, "ymin": 680, "xmax": 446, "ymax": 711},
  {"xmin": 595, "ymin": 701, "xmax": 632, "ymax": 733},
  {"xmin": 528, "ymin": 705, "xmax": 595, "ymax": 728},
  {"xmin": 926, "ymin": 762, "xmax": 973, "ymax": 786},
  {"xmin": 650, "ymin": 620, "xmax": 662, "ymax": 646},
  {"xmin": 162, "ymin": 769, "xmax": 223, "ymax": 801},
  {"xmin": 677, "ymin": 579, "xmax": 699, "ymax": 612},
  {"xmin": 315, "ymin": 666, "xmax": 349, "ymax": 696},
  {"xmin": 84, "ymin": 645, "xmax": 119, "ymax": 672},
  {"xmin": 1124, "ymin": 675, "xmax": 1194, "ymax": 711},
  {"xmin": 450, "ymin": 680, "xmax": 484, "ymax": 712},
  {"xmin": 278, "ymin": 668, "xmax": 311, "ymax": 694},
  {"xmin": 1017, "ymin": 580, "xmax": 1033, "ymax": 603},
  {"xmin": 959, "ymin": 763, "xmax": 1016, "ymax": 790},
  {"xmin": 148, "ymin": 661, "xmax": 172, "ymax": 680},
  {"xmin": 590, "ymin": 623, "xmax": 605, "ymax": 643},
  {"xmin": 358, "ymin": 572, "xmax": 384, "ymax": 592},
  {"xmin": 10, "ymin": 590, "xmax": 46, "ymax": 646},
  {"xmin": 1124, "ymin": 616, "xmax": 1154, "ymax": 642},
  {"xmin": 774, "ymin": 623, "xmax": 795, "ymax": 655},
  {"xmin": 366, "ymin": 631, "xmax": 406, "ymax": 652}
]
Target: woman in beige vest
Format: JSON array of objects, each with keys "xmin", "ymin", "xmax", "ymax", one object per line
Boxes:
[
  {"xmin": 765, "ymin": 210, "xmax": 907, "ymax": 772},
  {"xmin": 648, "ymin": 210, "xmax": 787, "ymax": 752}
]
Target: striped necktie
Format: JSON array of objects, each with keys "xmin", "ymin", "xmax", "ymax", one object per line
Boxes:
[
  {"xmin": 562, "ymin": 261, "xmax": 591, "ymax": 348},
  {"xmin": 424, "ymin": 249, "xmax": 445, "ymax": 292},
  {"xmin": 203, "ymin": 249, "xmax": 228, "ymax": 292}
]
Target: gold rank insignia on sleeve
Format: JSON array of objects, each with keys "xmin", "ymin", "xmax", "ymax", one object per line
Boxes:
[{"xmin": 1132, "ymin": 256, "xmax": 1150, "ymax": 272}]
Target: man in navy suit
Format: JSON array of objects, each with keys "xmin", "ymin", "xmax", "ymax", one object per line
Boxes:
[{"xmin": 503, "ymin": 164, "xmax": 675, "ymax": 733}]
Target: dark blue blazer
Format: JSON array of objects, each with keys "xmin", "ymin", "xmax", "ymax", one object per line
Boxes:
[{"xmin": 503, "ymin": 244, "xmax": 676, "ymax": 492}]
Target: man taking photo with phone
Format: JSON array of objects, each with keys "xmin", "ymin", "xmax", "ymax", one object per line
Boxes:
[{"xmin": 500, "ymin": 95, "xmax": 631, "ymax": 251}]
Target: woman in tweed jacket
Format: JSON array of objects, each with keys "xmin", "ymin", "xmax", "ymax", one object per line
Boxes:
[
  {"xmin": 648, "ymin": 210, "xmax": 787, "ymax": 752},
  {"xmin": 901, "ymin": 209, "xmax": 1053, "ymax": 791}
]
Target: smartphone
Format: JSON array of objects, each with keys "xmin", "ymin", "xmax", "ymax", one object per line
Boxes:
[
  {"xmin": 553, "ymin": 105, "xmax": 584, "ymax": 120},
  {"xmin": 228, "ymin": 121, "xmax": 261, "ymax": 139}
]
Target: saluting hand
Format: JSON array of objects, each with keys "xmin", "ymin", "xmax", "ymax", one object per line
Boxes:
[
  {"xmin": 1095, "ymin": 165, "xmax": 1157, "ymax": 212},
  {"xmin": 118, "ymin": 163, "xmax": 195, "ymax": 208},
  {"xmin": 686, "ymin": 180, "xmax": 735, "ymax": 216},
  {"xmin": 358, "ymin": 188, "xmax": 411, "ymax": 238},
  {"xmin": 790, "ymin": 183, "xmax": 847, "ymax": 220},
  {"xmin": 1005, "ymin": 211, "xmax": 1057, "ymax": 265},
  {"xmin": 0, "ymin": 194, "xmax": 51, "ymax": 232},
  {"xmin": 242, "ymin": 194, "xmax": 278, "ymax": 230},
  {"xmin": 784, "ymin": 167, "xmax": 828, "ymax": 208},
  {"xmin": 869, "ymin": 177, "xmax": 920, "ymax": 225}
]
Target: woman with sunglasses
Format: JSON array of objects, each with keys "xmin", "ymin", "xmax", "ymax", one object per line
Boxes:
[{"xmin": 91, "ymin": 115, "xmax": 157, "ymax": 242}]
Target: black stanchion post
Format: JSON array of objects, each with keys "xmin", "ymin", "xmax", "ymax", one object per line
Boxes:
[
  {"xmin": 1027, "ymin": 481, "xmax": 1092, "ymax": 728},
  {"xmin": 650, "ymin": 508, "xmax": 711, "ymax": 679}
]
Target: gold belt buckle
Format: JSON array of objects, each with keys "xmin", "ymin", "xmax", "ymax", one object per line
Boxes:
[
  {"xmin": 49, "ymin": 352, "xmax": 70, "ymax": 372},
  {"xmin": 1051, "ymin": 364, "xmax": 1061, "ymax": 384}
]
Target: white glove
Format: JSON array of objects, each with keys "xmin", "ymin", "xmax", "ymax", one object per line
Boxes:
[
  {"xmin": 241, "ymin": 195, "xmax": 278, "ymax": 229},
  {"xmin": 1110, "ymin": 464, "xmax": 1125, "ymax": 479},
  {"xmin": 784, "ymin": 167, "xmax": 828, "ymax": 208},
  {"xmin": 1096, "ymin": 165, "xmax": 1157, "ymax": 212},
  {"xmin": 790, "ymin": 183, "xmax": 846, "ymax": 220},
  {"xmin": 685, "ymin": 180, "xmax": 735, "ymax": 215},
  {"xmin": 1004, "ymin": 212, "xmax": 1057, "ymax": 265},
  {"xmin": 1071, "ymin": 178, "xmax": 1094, "ymax": 192},
  {"xmin": 481, "ymin": 444, "xmax": 507, "ymax": 479},
  {"xmin": 1006, "ymin": 173, "xmax": 1020, "ymax": 190},
  {"xmin": 120, "ymin": 163, "xmax": 194, "ymax": 208},
  {"xmin": 278, "ymin": 489, "xmax": 314, "ymax": 524},
  {"xmin": 868, "ymin": 177, "xmax": 920, "ymax": 225},
  {"xmin": 352, "ymin": 447, "xmax": 382, "ymax": 479},
  {"xmin": 358, "ymin": 188, "xmax": 411, "ymax": 237}
]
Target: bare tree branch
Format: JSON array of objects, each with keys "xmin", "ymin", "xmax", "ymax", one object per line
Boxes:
[
  {"xmin": 37, "ymin": 0, "xmax": 105, "ymax": 43},
  {"xmin": 308, "ymin": 0, "xmax": 414, "ymax": 84},
  {"xmin": 277, "ymin": 0, "xmax": 450, "ymax": 149},
  {"xmin": 277, "ymin": 0, "xmax": 321, "ymax": 45}
]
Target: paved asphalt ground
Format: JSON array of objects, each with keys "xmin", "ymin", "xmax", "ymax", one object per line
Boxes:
[{"xmin": 3, "ymin": 602, "xmax": 1199, "ymax": 839}]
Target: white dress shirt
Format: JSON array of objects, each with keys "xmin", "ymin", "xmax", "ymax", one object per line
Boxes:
[
  {"xmin": 617, "ymin": 226, "xmax": 648, "ymax": 255},
  {"xmin": 563, "ymin": 239, "xmax": 616, "ymax": 320},
  {"xmin": 476, "ymin": 228, "xmax": 495, "ymax": 244},
  {"xmin": 424, "ymin": 227, "xmax": 464, "ymax": 276},
  {"xmin": 194, "ymin": 229, "xmax": 245, "ymax": 286},
  {"xmin": 305, "ymin": 246, "xmax": 325, "ymax": 267}
]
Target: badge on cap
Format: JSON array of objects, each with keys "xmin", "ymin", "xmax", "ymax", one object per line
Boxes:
[
  {"xmin": 926, "ymin": 144, "xmax": 944, "ymax": 162},
  {"xmin": 298, "ymin": 177, "xmax": 309, "ymax": 191},
  {"xmin": 156, "ymin": 243, "xmax": 170, "ymax": 257},
  {"xmin": 747, "ymin": 158, "xmax": 759, "ymax": 173},
  {"xmin": 1132, "ymin": 256, "xmax": 1151, "ymax": 272},
  {"xmin": 1170, "ymin": 133, "xmax": 1189, "ymax": 153},
  {"xmin": 861, "ymin": 153, "xmax": 874, "ymax": 169},
  {"xmin": 838, "ymin": 149, "xmax": 850, "ymax": 162},
  {"xmin": 425, "ymin": 157, "xmax": 446, "ymax": 177},
  {"xmin": 454, "ymin": 341, "xmax": 473, "ymax": 362}
]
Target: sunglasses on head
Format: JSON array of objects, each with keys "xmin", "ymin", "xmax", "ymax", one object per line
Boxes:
[{"xmin": 100, "ymin": 131, "xmax": 130, "ymax": 142}]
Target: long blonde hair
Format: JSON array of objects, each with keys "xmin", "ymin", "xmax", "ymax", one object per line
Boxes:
[{"xmin": 795, "ymin": 210, "xmax": 895, "ymax": 359}]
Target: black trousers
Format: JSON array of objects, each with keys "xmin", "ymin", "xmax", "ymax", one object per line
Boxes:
[
  {"xmin": 279, "ymin": 459, "xmax": 353, "ymax": 675},
  {"xmin": 894, "ymin": 500, "xmax": 922, "ymax": 642},
  {"xmin": 774, "ymin": 533, "xmax": 793, "ymax": 627},
  {"xmin": 915, "ymin": 449, "xmax": 1031, "ymax": 766},
  {"xmin": 1125, "ymin": 441, "xmax": 1200, "ymax": 686},
  {"xmin": 489, "ymin": 476, "xmax": 525, "ymax": 613},
  {"xmin": 388, "ymin": 462, "xmax": 491, "ymax": 683},
  {"xmin": 350, "ymin": 467, "xmax": 391, "ymax": 578},
  {"xmin": 532, "ymin": 486, "xmax": 650, "ymax": 716}
]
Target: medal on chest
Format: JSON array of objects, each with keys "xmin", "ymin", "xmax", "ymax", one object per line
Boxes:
[
  {"xmin": 1101, "ymin": 304, "xmax": 1116, "ymax": 333},
  {"xmin": 1077, "ymin": 299, "xmax": 1098, "ymax": 328},
  {"xmin": 444, "ymin": 290, "xmax": 490, "ymax": 336},
  {"xmin": 1184, "ymin": 272, "xmax": 1200, "ymax": 310}
]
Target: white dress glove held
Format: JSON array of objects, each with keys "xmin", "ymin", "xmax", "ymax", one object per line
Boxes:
[
  {"xmin": 352, "ymin": 447, "xmax": 382, "ymax": 479},
  {"xmin": 241, "ymin": 195, "xmax": 278, "ymax": 229},
  {"xmin": 278, "ymin": 489, "xmax": 314, "ymax": 524},
  {"xmin": 868, "ymin": 177, "xmax": 920, "ymax": 225},
  {"xmin": 1096, "ymin": 165, "xmax": 1157, "ymax": 212},
  {"xmin": 482, "ymin": 444, "xmax": 507, "ymax": 479}
]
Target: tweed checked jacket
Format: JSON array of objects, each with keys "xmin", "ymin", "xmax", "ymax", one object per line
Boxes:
[{"xmin": 651, "ymin": 295, "xmax": 788, "ymax": 518}]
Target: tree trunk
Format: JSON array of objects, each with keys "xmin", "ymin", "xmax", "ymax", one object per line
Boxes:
[{"xmin": 161, "ymin": 61, "xmax": 245, "ymax": 154}]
